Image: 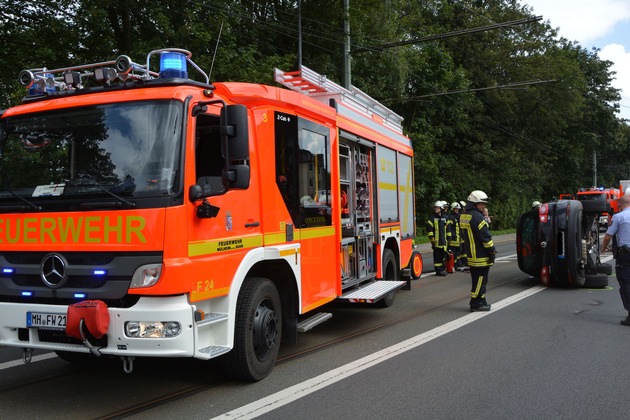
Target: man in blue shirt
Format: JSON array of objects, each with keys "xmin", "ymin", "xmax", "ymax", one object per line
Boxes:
[{"xmin": 602, "ymin": 194, "xmax": 630, "ymax": 325}]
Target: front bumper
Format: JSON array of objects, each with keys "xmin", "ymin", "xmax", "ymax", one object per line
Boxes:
[{"xmin": 0, "ymin": 295, "xmax": 197, "ymax": 358}]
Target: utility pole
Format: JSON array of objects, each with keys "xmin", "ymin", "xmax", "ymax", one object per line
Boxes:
[
  {"xmin": 342, "ymin": 0, "xmax": 351, "ymax": 89},
  {"xmin": 297, "ymin": 0, "xmax": 302, "ymax": 69},
  {"xmin": 593, "ymin": 150, "xmax": 597, "ymax": 186}
]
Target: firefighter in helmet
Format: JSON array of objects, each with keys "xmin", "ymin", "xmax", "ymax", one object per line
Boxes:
[
  {"xmin": 460, "ymin": 190, "xmax": 496, "ymax": 311},
  {"xmin": 427, "ymin": 200, "xmax": 450, "ymax": 276},
  {"xmin": 448, "ymin": 202, "xmax": 462, "ymax": 270},
  {"xmin": 458, "ymin": 200, "xmax": 469, "ymax": 270}
]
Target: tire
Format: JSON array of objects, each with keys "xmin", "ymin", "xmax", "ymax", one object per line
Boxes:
[
  {"xmin": 597, "ymin": 263, "xmax": 613, "ymax": 275},
  {"xmin": 378, "ymin": 249, "xmax": 399, "ymax": 307},
  {"xmin": 584, "ymin": 274, "xmax": 609, "ymax": 288},
  {"xmin": 553, "ymin": 202, "xmax": 585, "ymax": 288},
  {"xmin": 409, "ymin": 250, "xmax": 423, "ymax": 280},
  {"xmin": 223, "ymin": 277, "xmax": 282, "ymax": 381},
  {"xmin": 581, "ymin": 199, "xmax": 608, "ymax": 214}
]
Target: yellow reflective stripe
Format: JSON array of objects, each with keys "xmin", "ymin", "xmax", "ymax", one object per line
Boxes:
[
  {"xmin": 188, "ymin": 234, "xmax": 263, "ymax": 257},
  {"xmin": 191, "ymin": 286, "xmax": 230, "ymax": 301},
  {"xmin": 477, "ymin": 220, "xmax": 488, "ymax": 230},
  {"xmin": 299, "ymin": 226, "xmax": 335, "ymax": 240},
  {"xmin": 380, "ymin": 226, "xmax": 400, "ymax": 232},
  {"xmin": 263, "ymin": 226, "xmax": 335, "ymax": 245},
  {"xmin": 471, "ymin": 275, "xmax": 484, "ymax": 298},
  {"xmin": 378, "ymin": 181, "xmax": 397, "ymax": 191},
  {"xmin": 465, "ymin": 229, "xmax": 475, "ymax": 259},
  {"xmin": 264, "ymin": 232, "xmax": 287, "ymax": 244},
  {"xmin": 279, "ymin": 248, "xmax": 299, "ymax": 257}
]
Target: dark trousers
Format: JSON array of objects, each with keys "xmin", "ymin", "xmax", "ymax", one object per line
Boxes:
[
  {"xmin": 470, "ymin": 266, "xmax": 490, "ymax": 306},
  {"xmin": 615, "ymin": 265, "xmax": 630, "ymax": 313},
  {"xmin": 433, "ymin": 247, "xmax": 447, "ymax": 272}
]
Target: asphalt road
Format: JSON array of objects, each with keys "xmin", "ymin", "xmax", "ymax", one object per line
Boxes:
[{"xmin": 2, "ymin": 233, "xmax": 629, "ymax": 419}]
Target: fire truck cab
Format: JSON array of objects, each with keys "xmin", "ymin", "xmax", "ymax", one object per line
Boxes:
[{"xmin": 0, "ymin": 49, "xmax": 420, "ymax": 381}]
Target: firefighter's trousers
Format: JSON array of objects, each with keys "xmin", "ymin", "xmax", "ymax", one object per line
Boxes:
[
  {"xmin": 433, "ymin": 246, "xmax": 448, "ymax": 273},
  {"xmin": 469, "ymin": 265, "xmax": 490, "ymax": 305}
]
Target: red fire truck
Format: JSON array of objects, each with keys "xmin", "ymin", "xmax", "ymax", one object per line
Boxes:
[
  {"xmin": 0, "ymin": 48, "xmax": 421, "ymax": 380},
  {"xmin": 576, "ymin": 187, "xmax": 620, "ymax": 229}
]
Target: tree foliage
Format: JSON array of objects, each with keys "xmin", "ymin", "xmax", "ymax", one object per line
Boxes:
[{"xmin": 1, "ymin": 0, "xmax": 628, "ymax": 229}]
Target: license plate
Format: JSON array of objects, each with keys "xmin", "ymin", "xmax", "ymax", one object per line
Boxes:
[{"xmin": 27, "ymin": 312, "xmax": 67, "ymax": 330}]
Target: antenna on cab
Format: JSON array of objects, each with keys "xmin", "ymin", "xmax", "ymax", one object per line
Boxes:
[{"xmin": 208, "ymin": 22, "xmax": 224, "ymax": 81}]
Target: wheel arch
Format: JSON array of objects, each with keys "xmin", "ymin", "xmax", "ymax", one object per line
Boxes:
[
  {"xmin": 382, "ymin": 236, "xmax": 400, "ymax": 275},
  {"xmin": 247, "ymin": 258, "xmax": 299, "ymax": 345}
]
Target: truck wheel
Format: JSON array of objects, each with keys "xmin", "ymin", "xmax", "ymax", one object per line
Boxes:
[
  {"xmin": 597, "ymin": 263, "xmax": 613, "ymax": 275},
  {"xmin": 584, "ymin": 274, "xmax": 609, "ymax": 288},
  {"xmin": 409, "ymin": 250, "xmax": 423, "ymax": 279},
  {"xmin": 379, "ymin": 249, "xmax": 399, "ymax": 307},
  {"xmin": 224, "ymin": 277, "xmax": 282, "ymax": 381}
]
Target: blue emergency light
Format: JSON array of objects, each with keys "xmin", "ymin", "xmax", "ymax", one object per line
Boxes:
[
  {"xmin": 21, "ymin": 291, "xmax": 33, "ymax": 297},
  {"xmin": 159, "ymin": 52, "xmax": 188, "ymax": 79},
  {"xmin": 3, "ymin": 268, "xmax": 14, "ymax": 274},
  {"xmin": 93, "ymin": 269, "xmax": 107, "ymax": 276},
  {"xmin": 74, "ymin": 293, "xmax": 87, "ymax": 299}
]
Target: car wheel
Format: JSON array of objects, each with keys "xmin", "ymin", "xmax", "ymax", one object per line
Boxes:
[
  {"xmin": 584, "ymin": 274, "xmax": 609, "ymax": 288},
  {"xmin": 554, "ymin": 202, "xmax": 585, "ymax": 288},
  {"xmin": 596, "ymin": 263, "xmax": 613, "ymax": 275},
  {"xmin": 581, "ymin": 199, "xmax": 608, "ymax": 213}
]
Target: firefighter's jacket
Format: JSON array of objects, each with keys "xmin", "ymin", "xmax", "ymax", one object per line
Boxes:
[
  {"xmin": 427, "ymin": 212, "xmax": 450, "ymax": 249},
  {"xmin": 460, "ymin": 207, "xmax": 495, "ymax": 267},
  {"xmin": 447, "ymin": 213, "xmax": 461, "ymax": 247}
]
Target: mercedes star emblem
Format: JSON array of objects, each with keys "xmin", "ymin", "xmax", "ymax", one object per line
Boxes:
[{"xmin": 40, "ymin": 253, "xmax": 68, "ymax": 288}]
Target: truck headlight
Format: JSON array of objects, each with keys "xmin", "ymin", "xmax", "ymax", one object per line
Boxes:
[{"xmin": 125, "ymin": 321, "xmax": 181, "ymax": 338}]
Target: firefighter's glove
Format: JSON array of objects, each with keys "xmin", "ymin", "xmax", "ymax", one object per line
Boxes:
[
  {"xmin": 430, "ymin": 240, "xmax": 436, "ymax": 250},
  {"xmin": 488, "ymin": 251, "xmax": 496, "ymax": 264}
]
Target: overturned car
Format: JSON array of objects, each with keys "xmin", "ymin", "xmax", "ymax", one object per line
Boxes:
[{"xmin": 517, "ymin": 199, "xmax": 611, "ymax": 288}]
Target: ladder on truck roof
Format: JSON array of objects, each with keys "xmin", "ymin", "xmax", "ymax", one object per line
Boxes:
[{"xmin": 274, "ymin": 66, "xmax": 405, "ymax": 135}]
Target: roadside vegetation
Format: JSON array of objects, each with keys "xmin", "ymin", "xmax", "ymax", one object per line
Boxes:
[{"xmin": 1, "ymin": 0, "xmax": 628, "ymax": 231}]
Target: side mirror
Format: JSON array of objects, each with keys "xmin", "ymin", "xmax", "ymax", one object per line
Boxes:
[{"xmin": 224, "ymin": 105, "xmax": 249, "ymax": 160}]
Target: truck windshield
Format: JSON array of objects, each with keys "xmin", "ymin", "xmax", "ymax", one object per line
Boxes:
[
  {"xmin": 578, "ymin": 193, "xmax": 606, "ymax": 201},
  {"xmin": 0, "ymin": 101, "xmax": 183, "ymax": 201}
]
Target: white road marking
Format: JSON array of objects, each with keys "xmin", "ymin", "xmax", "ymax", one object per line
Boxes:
[
  {"xmin": 0, "ymin": 353, "xmax": 58, "ymax": 370},
  {"xmin": 212, "ymin": 285, "xmax": 547, "ymax": 420}
]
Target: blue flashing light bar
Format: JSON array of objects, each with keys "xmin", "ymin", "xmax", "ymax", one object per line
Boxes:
[
  {"xmin": 159, "ymin": 52, "xmax": 188, "ymax": 79},
  {"xmin": 3, "ymin": 268, "xmax": 15, "ymax": 274},
  {"xmin": 93, "ymin": 269, "xmax": 107, "ymax": 276},
  {"xmin": 22, "ymin": 291, "xmax": 33, "ymax": 297},
  {"xmin": 74, "ymin": 293, "xmax": 87, "ymax": 299}
]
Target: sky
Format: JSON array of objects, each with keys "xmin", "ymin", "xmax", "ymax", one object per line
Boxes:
[{"xmin": 523, "ymin": 0, "xmax": 630, "ymax": 121}]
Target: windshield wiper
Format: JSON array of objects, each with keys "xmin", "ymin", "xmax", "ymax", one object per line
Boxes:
[
  {"xmin": 0, "ymin": 189, "xmax": 42, "ymax": 212},
  {"xmin": 66, "ymin": 178, "xmax": 136, "ymax": 209}
]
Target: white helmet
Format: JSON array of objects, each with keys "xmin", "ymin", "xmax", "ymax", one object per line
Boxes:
[
  {"xmin": 532, "ymin": 200, "xmax": 541, "ymax": 208},
  {"xmin": 451, "ymin": 202, "xmax": 461, "ymax": 210},
  {"xmin": 433, "ymin": 200, "xmax": 443, "ymax": 208},
  {"xmin": 468, "ymin": 190, "xmax": 489, "ymax": 203},
  {"xmin": 460, "ymin": 201, "xmax": 466, "ymax": 208}
]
